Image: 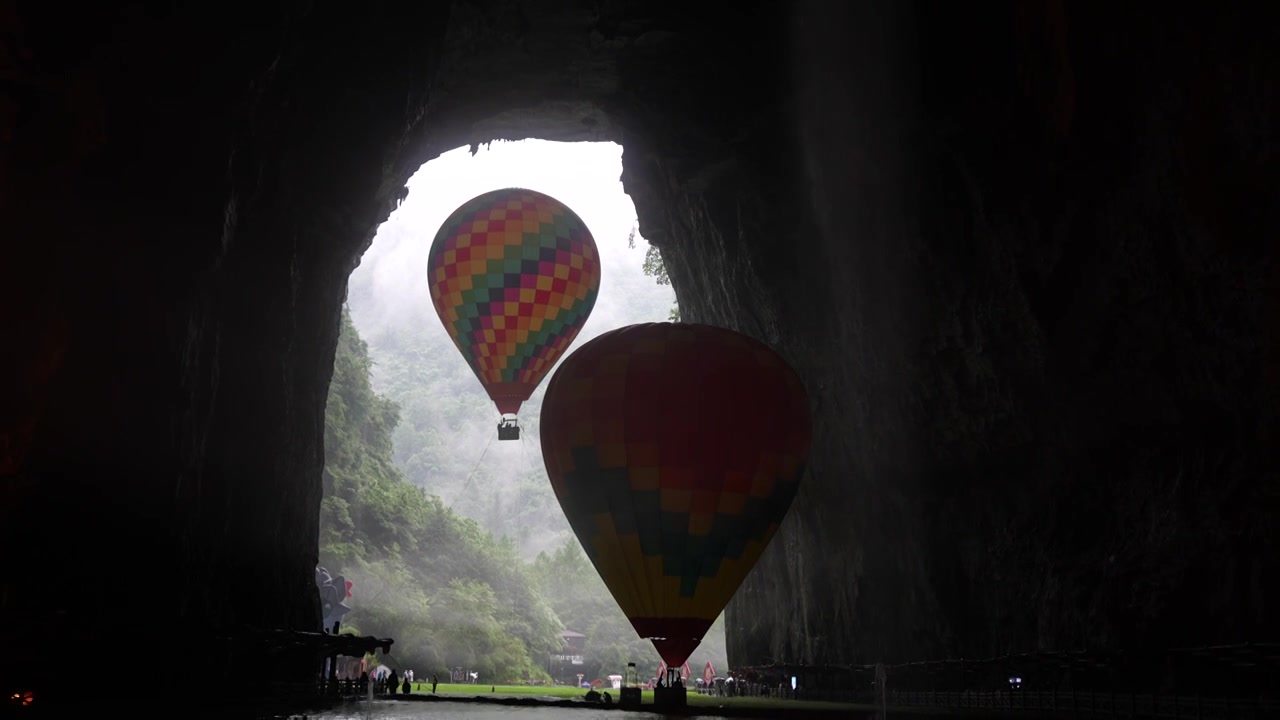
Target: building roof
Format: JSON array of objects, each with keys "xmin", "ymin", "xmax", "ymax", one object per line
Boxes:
[{"xmin": 560, "ymin": 630, "xmax": 586, "ymax": 638}]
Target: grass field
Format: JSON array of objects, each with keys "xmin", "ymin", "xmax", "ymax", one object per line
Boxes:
[
  {"xmin": 409, "ymin": 682, "xmax": 584, "ymax": 699},
  {"xmin": 405, "ymin": 682, "xmax": 867, "ymax": 712}
]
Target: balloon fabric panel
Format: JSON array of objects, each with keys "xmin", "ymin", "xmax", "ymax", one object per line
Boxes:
[
  {"xmin": 540, "ymin": 323, "xmax": 812, "ymax": 666},
  {"xmin": 427, "ymin": 188, "xmax": 601, "ymax": 415}
]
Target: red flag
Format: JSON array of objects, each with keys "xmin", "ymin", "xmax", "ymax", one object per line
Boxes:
[
  {"xmin": 704, "ymin": 661, "xmax": 715, "ymax": 684},
  {"xmin": 681, "ymin": 661, "xmax": 691, "ymax": 680},
  {"xmin": 657, "ymin": 660, "xmax": 667, "ymax": 682},
  {"xmin": 345, "ymin": 580, "xmax": 353, "ymax": 598}
]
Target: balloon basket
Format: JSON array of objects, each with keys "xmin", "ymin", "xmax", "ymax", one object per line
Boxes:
[
  {"xmin": 653, "ymin": 685, "xmax": 687, "ymax": 710},
  {"xmin": 497, "ymin": 418, "xmax": 520, "ymax": 441}
]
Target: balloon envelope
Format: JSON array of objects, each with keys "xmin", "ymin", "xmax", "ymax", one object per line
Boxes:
[
  {"xmin": 427, "ymin": 188, "xmax": 601, "ymax": 416},
  {"xmin": 540, "ymin": 322, "xmax": 812, "ymax": 666}
]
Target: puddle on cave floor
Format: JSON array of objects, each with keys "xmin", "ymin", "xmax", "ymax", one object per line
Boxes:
[{"xmin": 312, "ymin": 699, "xmax": 717, "ymax": 720}]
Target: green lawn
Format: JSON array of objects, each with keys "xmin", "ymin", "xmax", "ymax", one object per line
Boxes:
[{"xmin": 411, "ymin": 682, "xmax": 585, "ymax": 698}]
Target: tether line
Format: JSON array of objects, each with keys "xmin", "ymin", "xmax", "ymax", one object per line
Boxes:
[{"xmin": 450, "ymin": 433, "xmax": 495, "ymax": 506}]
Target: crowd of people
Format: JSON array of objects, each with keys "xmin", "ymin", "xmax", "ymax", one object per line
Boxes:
[{"xmin": 322, "ymin": 667, "xmax": 441, "ymax": 697}]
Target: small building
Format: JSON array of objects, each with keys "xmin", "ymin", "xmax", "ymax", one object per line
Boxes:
[
  {"xmin": 560, "ymin": 630, "xmax": 586, "ymax": 657},
  {"xmin": 547, "ymin": 630, "xmax": 587, "ymax": 685}
]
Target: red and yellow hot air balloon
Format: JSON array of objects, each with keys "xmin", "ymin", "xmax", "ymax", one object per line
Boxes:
[
  {"xmin": 427, "ymin": 188, "xmax": 601, "ymax": 439},
  {"xmin": 539, "ymin": 322, "xmax": 812, "ymax": 667}
]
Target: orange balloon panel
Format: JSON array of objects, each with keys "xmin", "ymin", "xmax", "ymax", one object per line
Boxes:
[
  {"xmin": 539, "ymin": 323, "xmax": 812, "ymax": 666},
  {"xmin": 427, "ymin": 188, "xmax": 601, "ymax": 416}
]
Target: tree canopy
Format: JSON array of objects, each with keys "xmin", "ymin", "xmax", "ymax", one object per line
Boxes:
[
  {"xmin": 629, "ymin": 226, "xmax": 680, "ymax": 321},
  {"xmin": 320, "ymin": 307, "xmax": 722, "ymax": 683}
]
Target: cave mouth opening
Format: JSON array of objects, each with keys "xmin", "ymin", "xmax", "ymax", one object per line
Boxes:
[
  {"xmin": 334, "ymin": 137, "xmax": 673, "ymax": 512},
  {"xmin": 325, "ymin": 137, "xmax": 653, "ymax": 554},
  {"xmin": 317, "ymin": 138, "xmax": 698, "ymax": 676}
]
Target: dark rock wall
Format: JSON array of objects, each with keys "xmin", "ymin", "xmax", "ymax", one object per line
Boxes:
[
  {"xmin": 1, "ymin": 0, "xmax": 1274, "ymax": 700},
  {"xmin": 1, "ymin": 0, "xmax": 679, "ymax": 697},
  {"xmin": 637, "ymin": 1, "xmax": 1278, "ymax": 665},
  {"xmin": 0, "ymin": 3, "xmax": 456, "ymax": 693}
]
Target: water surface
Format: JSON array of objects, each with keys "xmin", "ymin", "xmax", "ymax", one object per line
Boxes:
[{"xmin": 314, "ymin": 699, "xmax": 714, "ymax": 720}]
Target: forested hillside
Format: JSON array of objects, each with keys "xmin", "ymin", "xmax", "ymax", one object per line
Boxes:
[
  {"xmin": 319, "ymin": 306, "xmax": 726, "ymax": 682},
  {"xmin": 336, "ymin": 303, "xmax": 569, "ymax": 557}
]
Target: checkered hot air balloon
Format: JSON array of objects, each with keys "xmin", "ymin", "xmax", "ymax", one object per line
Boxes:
[
  {"xmin": 427, "ymin": 188, "xmax": 601, "ymax": 438},
  {"xmin": 540, "ymin": 322, "xmax": 812, "ymax": 668}
]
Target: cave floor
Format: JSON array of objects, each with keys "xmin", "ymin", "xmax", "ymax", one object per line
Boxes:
[{"xmin": 310, "ymin": 693, "xmax": 1065, "ymax": 719}]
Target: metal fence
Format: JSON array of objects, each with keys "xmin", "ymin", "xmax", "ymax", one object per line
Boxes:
[
  {"xmin": 734, "ymin": 643, "xmax": 1280, "ymax": 718},
  {"xmin": 817, "ymin": 689, "xmax": 1280, "ymax": 718}
]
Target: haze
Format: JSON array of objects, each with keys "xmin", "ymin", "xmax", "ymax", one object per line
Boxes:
[
  {"xmin": 348, "ymin": 140, "xmax": 675, "ymax": 549},
  {"xmin": 337, "ymin": 140, "xmax": 726, "ymax": 674}
]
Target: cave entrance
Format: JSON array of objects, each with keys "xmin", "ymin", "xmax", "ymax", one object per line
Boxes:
[
  {"xmin": 319, "ymin": 140, "xmax": 721, "ymax": 680},
  {"xmin": 336, "ymin": 140, "xmax": 676, "ymax": 538}
]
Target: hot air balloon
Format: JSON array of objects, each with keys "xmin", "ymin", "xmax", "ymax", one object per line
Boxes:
[
  {"xmin": 427, "ymin": 188, "xmax": 601, "ymax": 440},
  {"xmin": 540, "ymin": 322, "xmax": 812, "ymax": 668}
]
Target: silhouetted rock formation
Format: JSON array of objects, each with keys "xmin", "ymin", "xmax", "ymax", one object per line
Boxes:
[{"xmin": 1, "ymin": 1, "xmax": 1274, "ymax": 710}]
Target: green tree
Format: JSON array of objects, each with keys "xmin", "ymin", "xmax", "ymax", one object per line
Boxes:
[
  {"xmin": 431, "ymin": 578, "xmax": 542, "ymax": 682},
  {"xmin": 628, "ymin": 226, "xmax": 680, "ymax": 321},
  {"xmin": 320, "ymin": 306, "xmax": 560, "ymax": 683}
]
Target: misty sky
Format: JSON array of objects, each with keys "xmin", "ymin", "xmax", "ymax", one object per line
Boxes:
[
  {"xmin": 344, "ymin": 142, "xmax": 726, "ymax": 665},
  {"xmin": 351, "ymin": 140, "xmax": 675, "ymax": 353},
  {"xmin": 346, "ymin": 140, "xmax": 676, "ymax": 521}
]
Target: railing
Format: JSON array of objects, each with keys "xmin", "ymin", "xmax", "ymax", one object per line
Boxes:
[
  {"xmin": 732, "ymin": 643, "xmax": 1280, "ymax": 718},
  {"xmin": 788, "ymin": 686, "xmax": 1280, "ymax": 712},
  {"xmin": 871, "ymin": 690, "xmax": 1278, "ymax": 718}
]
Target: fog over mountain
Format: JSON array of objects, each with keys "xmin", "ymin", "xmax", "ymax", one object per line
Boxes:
[{"xmin": 347, "ymin": 139, "xmax": 676, "ymax": 559}]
